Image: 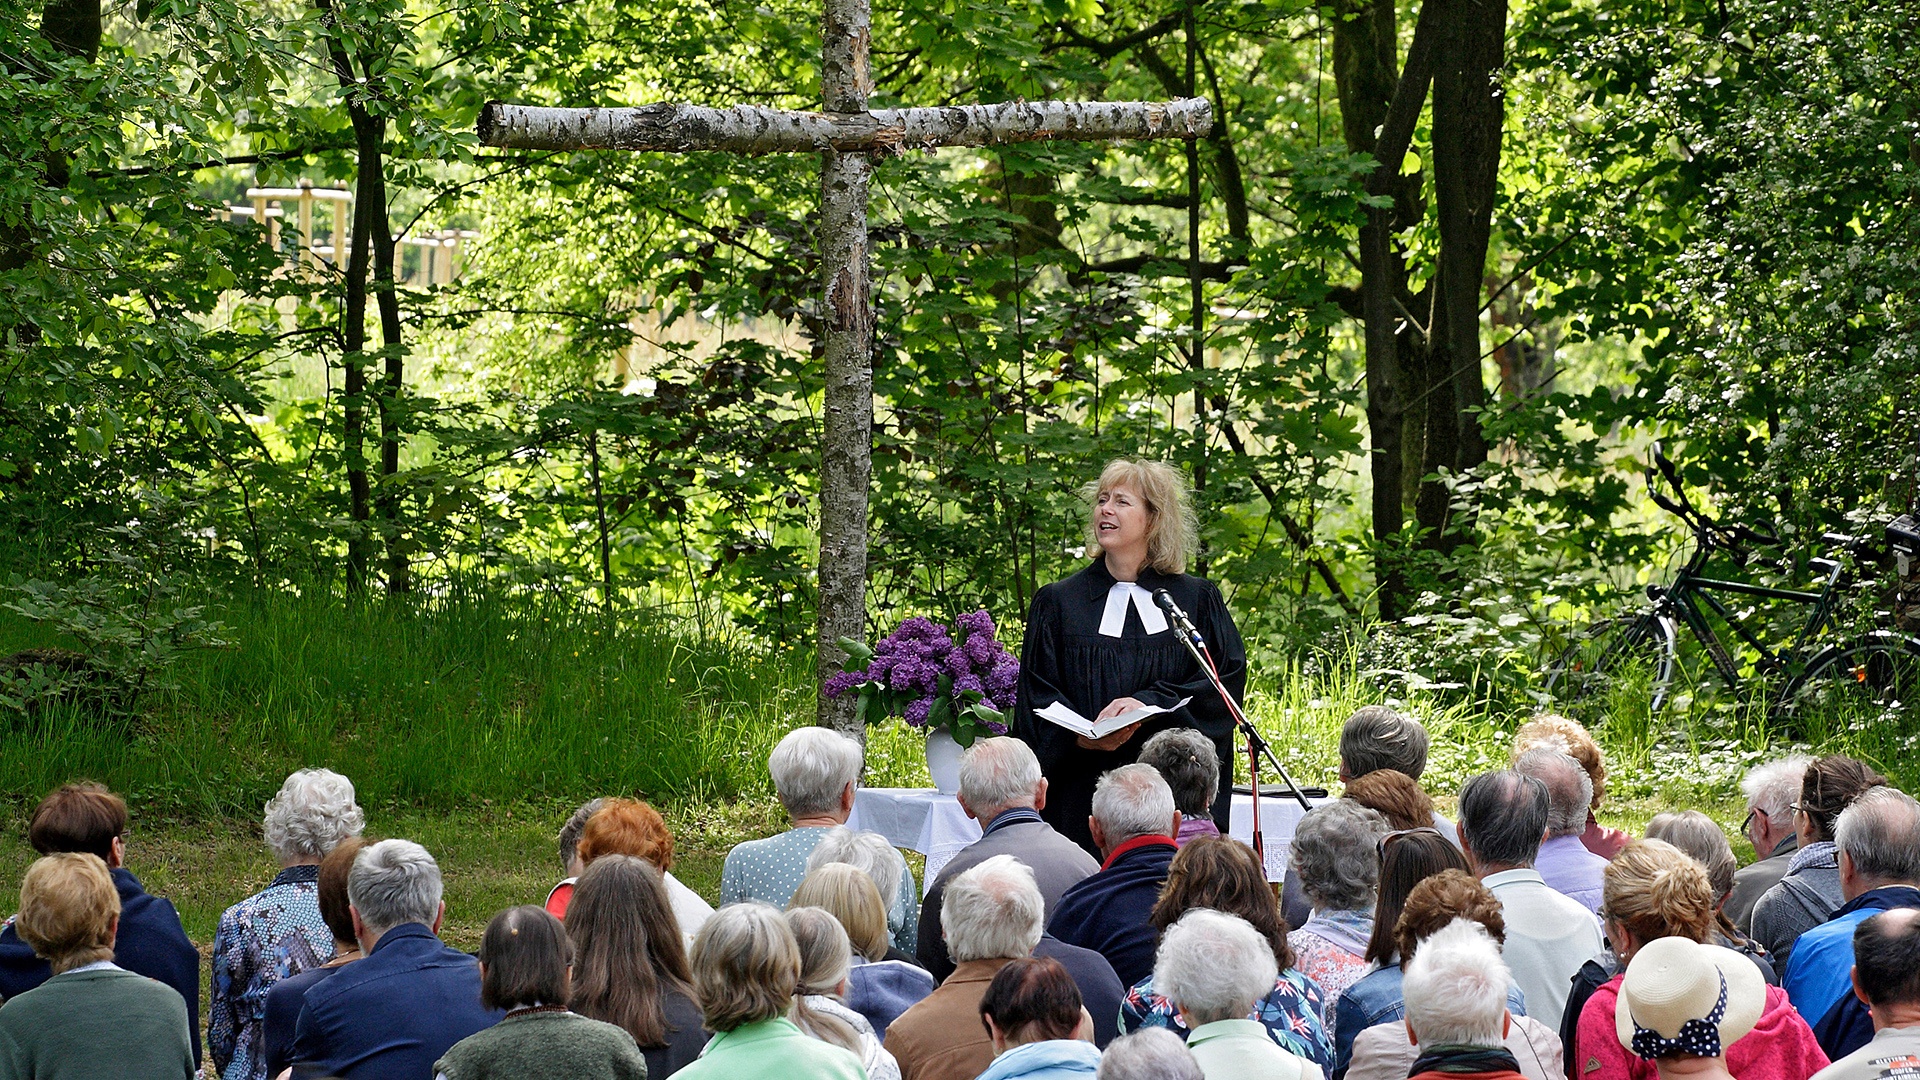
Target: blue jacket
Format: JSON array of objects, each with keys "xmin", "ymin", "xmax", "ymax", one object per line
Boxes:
[
  {"xmin": 289, "ymin": 923, "xmax": 502, "ymax": 1080},
  {"xmin": 262, "ymin": 963, "xmax": 347, "ymax": 1080},
  {"xmin": 1787, "ymin": 886, "xmax": 1920, "ymax": 1061},
  {"xmin": 1047, "ymin": 837, "xmax": 1177, "ymax": 990},
  {"xmin": 977, "ymin": 1039, "xmax": 1103, "ymax": 1080},
  {"xmin": 847, "ymin": 956, "xmax": 935, "ymax": 1038},
  {"xmin": 1034, "ymin": 935, "xmax": 1125, "ymax": 1048},
  {"xmin": 1331, "ymin": 963, "xmax": 1528, "ymax": 1080},
  {"xmin": 0, "ymin": 866, "xmax": 201, "ymax": 1065}
]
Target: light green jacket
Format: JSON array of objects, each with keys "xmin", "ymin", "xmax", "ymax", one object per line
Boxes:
[
  {"xmin": 671, "ymin": 1017, "xmax": 866, "ymax": 1080},
  {"xmin": 1187, "ymin": 1018, "xmax": 1323, "ymax": 1080}
]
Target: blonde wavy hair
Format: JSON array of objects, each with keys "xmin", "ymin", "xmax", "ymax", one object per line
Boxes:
[
  {"xmin": 1602, "ymin": 838, "xmax": 1717, "ymax": 946},
  {"xmin": 1080, "ymin": 459, "xmax": 1198, "ymax": 575}
]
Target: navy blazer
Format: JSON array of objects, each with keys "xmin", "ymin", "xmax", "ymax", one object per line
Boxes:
[
  {"xmin": 1034, "ymin": 935, "xmax": 1125, "ymax": 1048},
  {"xmin": 289, "ymin": 923, "xmax": 502, "ymax": 1080},
  {"xmin": 1046, "ymin": 838, "xmax": 1178, "ymax": 990},
  {"xmin": 0, "ymin": 866, "xmax": 201, "ymax": 1064}
]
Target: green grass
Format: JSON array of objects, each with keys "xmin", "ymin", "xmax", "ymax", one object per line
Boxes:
[{"xmin": 0, "ymin": 584, "xmax": 926, "ymax": 815}]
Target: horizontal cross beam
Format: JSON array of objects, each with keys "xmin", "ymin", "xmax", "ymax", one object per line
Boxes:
[{"xmin": 478, "ymin": 97, "xmax": 1213, "ymax": 155}]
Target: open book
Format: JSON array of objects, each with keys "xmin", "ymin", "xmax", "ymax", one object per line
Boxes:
[{"xmin": 1036, "ymin": 697, "xmax": 1193, "ymax": 740}]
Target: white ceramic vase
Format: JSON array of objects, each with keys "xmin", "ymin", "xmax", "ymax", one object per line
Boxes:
[{"xmin": 925, "ymin": 725, "xmax": 964, "ymax": 795}]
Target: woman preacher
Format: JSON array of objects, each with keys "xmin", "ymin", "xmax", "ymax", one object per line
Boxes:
[{"xmin": 1012, "ymin": 459, "xmax": 1247, "ymax": 857}]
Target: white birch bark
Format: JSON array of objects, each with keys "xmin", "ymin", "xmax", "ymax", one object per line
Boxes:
[
  {"xmin": 814, "ymin": 0, "xmax": 873, "ymax": 739},
  {"xmin": 477, "ymin": 97, "xmax": 1213, "ymax": 155}
]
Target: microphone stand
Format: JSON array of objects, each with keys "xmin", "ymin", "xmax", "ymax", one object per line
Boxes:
[{"xmin": 1153, "ymin": 590, "xmax": 1314, "ymax": 869}]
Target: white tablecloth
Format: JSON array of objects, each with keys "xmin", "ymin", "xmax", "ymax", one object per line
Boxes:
[
  {"xmin": 849, "ymin": 786, "xmax": 1326, "ymax": 883},
  {"xmin": 847, "ymin": 788, "xmax": 981, "ymax": 884}
]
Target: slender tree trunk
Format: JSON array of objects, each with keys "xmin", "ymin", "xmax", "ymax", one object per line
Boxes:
[
  {"xmin": 1416, "ymin": 0, "xmax": 1507, "ymax": 554},
  {"xmin": 815, "ymin": 0, "xmax": 873, "ymax": 738},
  {"xmin": 340, "ymin": 115, "xmax": 378, "ymax": 594},
  {"xmin": 370, "ymin": 195, "xmax": 409, "ymax": 593},
  {"xmin": 588, "ymin": 427, "xmax": 613, "ymax": 608}
]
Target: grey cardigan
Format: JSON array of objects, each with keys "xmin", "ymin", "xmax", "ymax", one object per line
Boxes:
[{"xmin": 1748, "ymin": 841, "xmax": 1842, "ymax": 969}]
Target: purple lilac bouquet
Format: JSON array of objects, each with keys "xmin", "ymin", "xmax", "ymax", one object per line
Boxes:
[{"xmin": 824, "ymin": 610, "xmax": 1019, "ymax": 748}]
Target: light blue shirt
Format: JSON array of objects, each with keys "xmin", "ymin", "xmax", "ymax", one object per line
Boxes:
[{"xmin": 720, "ymin": 825, "xmax": 920, "ymax": 953}]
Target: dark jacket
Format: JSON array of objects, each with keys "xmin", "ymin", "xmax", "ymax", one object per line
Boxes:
[
  {"xmin": 1034, "ymin": 935, "xmax": 1125, "ymax": 1048},
  {"xmin": 0, "ymin": 866, "xmax": 201, "ymax": 1065},
  {"xmin": 289, "ymin": 923, "xmax": 503, "ymax": 1080},
  {"xmin": 262, "ymin": 962, "xmax": 349, "ymax": 1080},
  {"xmin": 1729, "ymin": 834, "xmax": 1800, "ymax": 933},
  {"xmin": 917, "ymin": 812, "xmax": 1100, "ymax": 983},
  {"xmin": 1046, "ymin": 837, "xmax": 1178, "ymax": 990}
]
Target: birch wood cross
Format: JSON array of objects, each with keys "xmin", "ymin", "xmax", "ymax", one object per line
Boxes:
[{"xmin": 478, "ymin": 7, "xmax": 1211, "ymax": 735}]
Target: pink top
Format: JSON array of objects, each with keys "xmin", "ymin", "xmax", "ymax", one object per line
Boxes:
[{"xmin": 1574, "ymin": 975, "xmax": 1828, "ymax": 1080}]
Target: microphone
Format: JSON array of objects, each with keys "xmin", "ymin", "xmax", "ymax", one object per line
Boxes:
[{"xmin": 1154, "ymin": 589, "xmax": 1206, "ymax": 648}]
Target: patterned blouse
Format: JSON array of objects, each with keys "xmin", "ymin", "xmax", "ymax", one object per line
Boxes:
[
  {"xmin": 719, "ymin": 825, "xmax": 921, "ymax": 954},
  {"xmin": 1289, "ymin": 909, "xmax": 1375, "ymax": 1032},
  {"xmin": 209, "ymin": 865, "xmax": 335, "ymax": 1080},
  {"xmin": 1120, "ymin": 966, "xmax": 1334, "ymax": 1072}
]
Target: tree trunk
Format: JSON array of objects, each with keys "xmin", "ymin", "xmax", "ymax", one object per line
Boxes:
[
  {"xmin": 1416, "ymin": 0, "xmax": 1507, "ymax": 554},
  {"xmin": 815, "ymin": 0, "xmax": 874, "ymax": 739},
  {"xmin": 340, "ymin": 113, "xmax": 379, "ymax": 594},
  {"xmin": 370, "ymin": 191, "xmax": 409, "ymax": 593},
  {"xmin": 0, "ymin": 0, "xmax": 103, "ymax": 290}
]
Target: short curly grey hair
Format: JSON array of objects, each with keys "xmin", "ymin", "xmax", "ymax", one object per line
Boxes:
[
  {"xmin": 1292, "ymin": 800, "xmax": 1389, "ymax": 912},
  {"xmin": 1154, "ymin": 909, "xmax": 1278, "ymax": 1025},
  {"xmin": 264, "ymin": 769, "xmax": 365, "ymax": 862}
]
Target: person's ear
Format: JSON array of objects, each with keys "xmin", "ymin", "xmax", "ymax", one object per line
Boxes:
[
  {"xmin": 1404, "ymin": 1017, "xmax": 1416, "ymax": 1045},
  {"xmin": 105, "ymin": 913, "xmax": 120, "ymax": 947},
  {"xmin": 431, "ymin": 900, "xmax": 445, "ymax": 934},
  {"xmin": 1169, "ymin": 810, "xmax": 1182, "ymax": 839},
  {"xmin": 351, "ymin": 906, "xmax": 370, "ymax": 949},
  {"xmin": 109, "ymin": 836, "xmax": 125, "ymax": 869},
  {"xmin": 1033, "ymin": 778, "xmax": 1048, "ymax": 813},
  {"xmin": 1852, "ymin": 966, "xmax": 1870, "ymax": 1006},
  {"xmin": 841, "ymin": 781, "xmax": 857, "ymax": 814},
  {"xmin": 1502, "ymin": 1010, "xmax": 1512, "ymax": 1038},
  {"xmin": 1089, "ymin": 817, "xmax": 1107, "ymax": 854}
]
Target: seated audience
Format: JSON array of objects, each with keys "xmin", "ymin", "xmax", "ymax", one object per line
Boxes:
[
  {"xmin": 1342, "ymin": 872, "xmax": 1555, "ymax": 1080},
  {"xmin": 1574, "ymin": 840, "xmax": 1823, "ymax": 1080},
  {"xmin": 1030, "ymin": 934, "xmax": 1126, "ymax": 1049},
  {"xmin": 1335, "ymin": 828, "xmax": 1473, "ymax": 1078},
  {"xmin": 288, "ymin": 839, "xmax": 503, "ymax": 1080},
  {"xmin": 1121, "ymin": 835, "xmax": 1334, "ymax": 1071},
  {"xmin": 1752, "ymin": 756, "xmax": 1887, "ymax": 967},
  {"xmin": 0, "ymin": 853, "xmax": 194, "ymax": 1079},
  {"xmin": 1785, "ymin": 788, "xmax": 1920, "ymax": 1060},
  {"xmin": 565, "ymin": 854, "xmax": 709, "ymax": 1078},
  {"xmin": 886, "ymin": 855, "xmax": 1046, "ymax": 1080},
  {"xmin": 212, "ymin": 768, "xmax": 365, "ymax": 1080},
  {"xmin": 432, "ymin": 906, "xmax": 648, "ymax": 1080},
  {"xmin": 0, "ymin": 782, "xmax": 200, "ymax": 1064},
  {"xmin": 1140, "ymin": 728, "xmax": 1224, "ymax": 846},
  {"xmin": 1512, "ymin": 714, "xmax": 1628, "ymax": 859},
  {"xmin": 1096, "ymin": 1028, "xmax": 1204, "ymax": 1080},
  {"xmin": 793, "ymin": 862, "xmax": 934, "ymax": 1037},
  {"xmin": 1615, "ymin": 936, "xmax": 1773, "ymax": 1080},
  {"xmin": 1807, "ymin": 909, "xmax": 1920, "ymax": 1080},
  {"xmin": 542, "ymin": 797, "xmax": 604, "ymax": 918},
  {"xmin": 1398, "ymin": 919, "xmax": 1529, "ymax": 1080},
  {"xmin": 1340, "ymin": 706, "xmax": 1455, "ymax": 843},
  {"xmin": 916, "ymin": 737, "xmax": 1098, "ymax": 983},
  {"xmin": 1458, "ymin": 768, "xmax": 1605, "ymax": 1027},
  {"xmin": 975, "ymin": 957, "xmax": 1101, "ymax": 1080},
  {"xmin": 808, "ymin": 826, "xmax": 918, "ymax": 955},
  {"xmin": 1644, "ymin": 811, "xmax": 1775, "ymax": 974},
  {"xmin": 674, "ymin": 903, "xmax": 865, "ymax": 1080},
  {"xmin": 261, "ymin": 836, "xmax": 367, "ymax": 1080},
  {"xmin": 1729, "ymin": 757, "xmax": 1813, "ymax": 931},
  {"xmin": 575, "ymin": 797, "xmax": 712, "ymax": 945},
  {"xmin": 1289, "ymin": 800, "xmax": 1390, "ymax": 1018},
  {"xmin": 721, "ymin": 726, "xmax": 917, "ymax": 924},
  {"xmin": 788, "ymin": 906, "xmax": 902, "ymax": 1080},
  {"xmin": 1155, "ymin": 909, "xmax": 1324, "ymax": 1080},
  {"xmin": 1344, "ymin": 769, "xmax": 1439, "ymax": 832},
  {"xmin": 1048, "ymin": 764, "xmax": 1181, "ymax": 988},
  {"xmin": 1513, "ymin": 747, "xmax": 1610, "ymax": 914}
]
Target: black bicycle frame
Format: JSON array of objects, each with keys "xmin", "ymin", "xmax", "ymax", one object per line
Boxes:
[{"xmin": 1651, "ymin": 534, "xmax": 1843, "ymax": 689}]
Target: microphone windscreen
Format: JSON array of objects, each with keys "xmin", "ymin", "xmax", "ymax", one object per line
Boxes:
[{"xmin": 1154, "ymin": 588, "xmax": 1178, "ymax": 613}]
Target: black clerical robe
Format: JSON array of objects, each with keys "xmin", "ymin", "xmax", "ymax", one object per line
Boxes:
[{"xmin": 1012, "ymin": 556, "xmax": 1248, "ymax": 856}]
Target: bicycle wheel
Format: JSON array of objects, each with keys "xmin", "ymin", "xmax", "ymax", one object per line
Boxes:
[
  {"xmin": 1546, "ymin": 612, "xmax": 1680, "ymax": 712},
  {"xmin": 1776, "ymin": 632, "xmax": 1920, "ymax": 721}
]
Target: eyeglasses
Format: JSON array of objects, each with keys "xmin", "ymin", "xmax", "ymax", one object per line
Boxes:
[
  {"xmin": 1377, "ymin": 826, "xmax": 1443, "ymax": 858},
  {"xmin": 1741, "ymin": 807, "xmax": 1759, "ymax": 832}
]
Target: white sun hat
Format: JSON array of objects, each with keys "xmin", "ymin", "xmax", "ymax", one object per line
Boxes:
[{"xmin": 1615, "ymin": 936, "xmax": 1767, "ymax": 1061}]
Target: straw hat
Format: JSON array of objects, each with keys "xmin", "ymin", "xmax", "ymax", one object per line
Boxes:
[{"xmin": 1615, "ymin": 936, "xmax": 1766, "ymax": 1061}]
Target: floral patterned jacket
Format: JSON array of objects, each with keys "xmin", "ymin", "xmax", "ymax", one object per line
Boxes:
[
  {"xmin": 209, "ymin": 865, "xmax": 335, "ymax": 1080},
  {"xmin": 1120, "ymin": 966, "xmax": 1335, "ymax": 1072}
]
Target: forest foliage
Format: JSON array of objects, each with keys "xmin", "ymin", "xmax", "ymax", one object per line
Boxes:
[{"xmin": 1, "ymin": 0, "xmax": 1916, "ymax": 714}]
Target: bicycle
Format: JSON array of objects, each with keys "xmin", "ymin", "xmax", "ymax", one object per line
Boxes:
[{"xmin": 1544, "ymin": 448, "xmax": 1920, "ymax": 721}]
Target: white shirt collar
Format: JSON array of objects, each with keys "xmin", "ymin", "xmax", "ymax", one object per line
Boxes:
[
  {"xmin": 63, "ymin": 960, "xmax": 122, "ymax": 975},
  {"xmin": 1099, "ymin": 581, "xmax": 1170, "ymax": 638}
]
